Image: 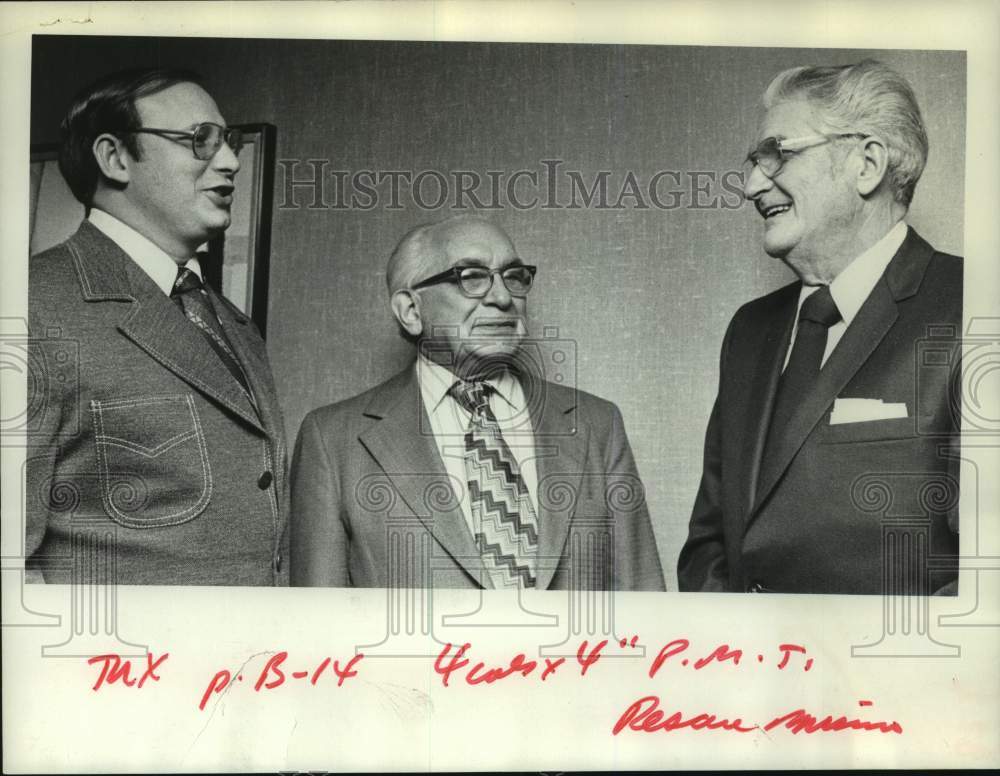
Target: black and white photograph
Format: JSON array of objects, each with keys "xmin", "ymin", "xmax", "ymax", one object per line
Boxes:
[
  {"xmin": 22, "ymin": 35, "xmax": 966, "ymax": 594},
  {"xmin": 1, "ymin": 1, "xmax": 997, "ymax": 772}
]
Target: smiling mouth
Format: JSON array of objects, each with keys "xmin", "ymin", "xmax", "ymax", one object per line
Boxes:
[{"xmin": 760, "ymin": 203, "xmax": 792, "ymax": 219}]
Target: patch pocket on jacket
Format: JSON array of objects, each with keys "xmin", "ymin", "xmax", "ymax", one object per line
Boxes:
[{"xmin": 91, "ymin": 395, "xmax": 212, "ymax": 528}]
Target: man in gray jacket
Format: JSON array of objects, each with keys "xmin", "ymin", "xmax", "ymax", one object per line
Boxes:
[
  {"xmin": 291, "ymin": 215, "xmax": 665, "ymax": 591},
  {"xmin": 27, "ymin": 67, "xmax": 288, "ymax": 585}
]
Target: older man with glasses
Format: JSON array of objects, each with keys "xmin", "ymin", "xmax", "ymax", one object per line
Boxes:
[
  {"xmin": 27, "ymin": 67, "xmax": 289, "ymax": 585},
  {"xmin": 291, "ymin": 214, "xmax": 665, "ymax": 591},
  {"xmin": 678, "ymin": 60, "xmax": 963, "ymax": 595}
]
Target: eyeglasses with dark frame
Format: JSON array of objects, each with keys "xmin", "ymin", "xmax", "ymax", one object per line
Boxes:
[
  {"xmin": 746, "ymin": 133, "xmax": 866, "ymax": 178},
  {"xmin": 119, "ymin": 122, "xmax": 243, "ymax": 160},
  {"xmin": 411, "ymin": 263, "xmax": 538, "ymax": 298}
]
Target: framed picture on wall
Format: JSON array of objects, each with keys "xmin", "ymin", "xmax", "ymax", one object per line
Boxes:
[
  {"xmin": 27, "ymin": 121, "xmax": 277, "ymax": 337},
  {"xmin": 28, "ymin": 145, "xmax": 84, "ymax": 256}
]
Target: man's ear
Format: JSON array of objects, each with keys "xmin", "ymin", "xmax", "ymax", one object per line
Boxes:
[
  {"xmin": 390, "ymin": 289, "xmax": 423, "ymax": 337},
  {"xmin": 92, "ymin": 133, "xmax": 131, "ymax": 186},
  {"xmin": 855, "ymin": 134, "xmax": 890, "ymax": 197}
]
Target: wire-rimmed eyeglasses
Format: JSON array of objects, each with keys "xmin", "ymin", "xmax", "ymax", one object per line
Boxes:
[
  {"xmin": 120, "ymin": 122, "xmax": 243, "ymax": 160},
  {"xmin": 746, "ymin": 133, "xmax": 866, "ymax": 178}
]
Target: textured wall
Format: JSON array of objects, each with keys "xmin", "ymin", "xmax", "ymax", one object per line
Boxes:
[{"xmin": 31, "ymin": 37, "xmax": 965, "ymax": 586}]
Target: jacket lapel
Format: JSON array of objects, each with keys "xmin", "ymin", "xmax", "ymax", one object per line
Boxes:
[
  {"xmin": 526, "ymin": 377, "xmax": 587, "ymax": 591},
  {"xmin": 68, "ymin": 222, "xmax": 263, "ymax": 431},
  {"xmin": 750, "ymin": 227, "xmax": 933, "ymax": 517},
  {"xmin": 209, "ymin": 287, "xmax": 272, "ymax": 420},
  {"xmin": 357, "ymin": 368, "xmax": 486, "ymax": 585}
]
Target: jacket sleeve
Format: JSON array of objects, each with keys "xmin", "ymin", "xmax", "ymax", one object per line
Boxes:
[
  {"xmin": 24, "ymin": 259, "xmax": 63, "ymax": 583},
  {"xmin": 605, "ymin": 404, "xmax": 666, "ymax": 591},
  {"xmin": 676, "ymin": 395, "xmax": 728, "ymax": 591},
  {"xmin": 289, "ymin": 411, "xmax": 349, "ymax": 587},
  {"xmin": 676, "ymin": 317, "xmax": 736, "ymax": 592}
]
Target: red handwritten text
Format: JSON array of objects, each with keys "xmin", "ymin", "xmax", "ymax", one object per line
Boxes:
[
  {"xmin": 614, "ymin": 696, "xmax": 902, "ymax": 736},
  {"xmin": 613, "ymin": 695, "xmax": 756, "ymax": 735},
  {"xmin": 434, "ymin": 642, "xmax": 539, "ymax": 687},
  {"xmin": 649, "ymin": 640, "xmax": 813, "ymax": 675},
  {"xmin": 576, "ymin": 639, "xmax": 607, "ymax": 676},
  {"xmin": 198, "ymin": 651, "xmax": 363, "ymax": 711},
  {"xmin": 87, "ymin": 652, "xmax": 168, "ymax": 691},
  {"xmin": 764, "ymin": 701, "xmax": 902, "ymax": 735},
  {"xmin": 432, "ymin": 642, "xmax": 597, "ymax": 687}
]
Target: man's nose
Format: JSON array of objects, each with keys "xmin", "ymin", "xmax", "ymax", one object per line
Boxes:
[
  {"xmin": 482, "ymin": 272, "xmax": 514, "ymax": 308},
  {"xmin": 211, "ymin": 139, "xmax": 240, "ymax": 174},
  {"xmin": 743, "ymin": 163, "xmax": 772, "ymax": 201}
]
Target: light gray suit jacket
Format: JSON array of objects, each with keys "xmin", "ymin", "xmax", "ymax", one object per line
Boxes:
[
  {"xmin": 26, "ymin": 222, "xmax": 289, "ymax": 585},
  {"xmin": 290, "ymin": 365, "xmax": 665, "ymax": 590}
]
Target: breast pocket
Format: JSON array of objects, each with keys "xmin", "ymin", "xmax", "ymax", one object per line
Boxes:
[
  {"xmin": 91, "ymin": 395, "xmax": 212, "ymax": 528},
  {"xmin": 819, "ymin": 416, "xmax": 924, "ymax": 444}
]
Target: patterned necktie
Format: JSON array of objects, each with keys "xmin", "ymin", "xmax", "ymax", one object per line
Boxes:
[
  {"xmin": 765, "ymin": 285, "xmax": 842, "ymax": 450},
  {"xmin": 450, "ymin": 380, "xmax": 539, "ymax": 588},
  {"xmin": 171, "ymin": 267, "xmax": 252, "ymax": 397}
]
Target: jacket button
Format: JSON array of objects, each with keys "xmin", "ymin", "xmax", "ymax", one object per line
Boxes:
[
  {"xmin": 274, "ymin": 554, "xmax": 282, "ymax": 573},
  {"xmin": 746, "ymin": 582, "xmax": 764, "ymax": 593},
  {"xmin": 257, "ymin": 471, "xmax": 273, "ymax": 489}
]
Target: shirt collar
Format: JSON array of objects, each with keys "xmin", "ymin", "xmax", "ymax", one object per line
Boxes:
[
  {"xmin": 797, "ymin": 220, "xmax": 907, "ymax": 325},
  {"xmin": 87, "ymin": 208, "xmax": 203, "ymax": 296},
  {"xmin": 415, "ymin": 352, "xmax": 522, "ymax": 414}
]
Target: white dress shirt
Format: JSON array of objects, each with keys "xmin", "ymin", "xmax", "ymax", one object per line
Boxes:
[
  {"xmin": 88, "ymin": 208, "xmax": 203, "ymax": 295},
  {"xmin": 416, "ymin": 353, "xmax": 538, "ymax": 537},
  {"xmin": 785, "ymin": 220, "xmax": 908, "ymax": 369}
]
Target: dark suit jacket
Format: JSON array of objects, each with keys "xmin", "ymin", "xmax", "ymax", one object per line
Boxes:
[
  {"xmin": 290, "ymin": 366, "xmax": 665, "ymax": 590},
  {"xmin": 26, "ymin": 222, "xmax": 289, "ymax": 585},
  {"xmin": 678, "ymin": 227, "xmax": 961, "ymax": 595}
]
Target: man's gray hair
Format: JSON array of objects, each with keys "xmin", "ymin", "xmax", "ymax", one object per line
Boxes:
[
  {"xmin": 762, "ymin": 59, "xmax": 928, "ymax": 207},
  {"xmin": 386, "ymin": 213, "xmax": 498, "ymax": 295}
]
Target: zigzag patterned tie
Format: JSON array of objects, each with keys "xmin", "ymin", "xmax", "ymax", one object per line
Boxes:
[
  {"xmin": 171, "ymin": 267, "xmax": 252, "ymax": 397},
  {"xmin": 451, "ymin": 380, "xmax": 538, "ymax": 588}
]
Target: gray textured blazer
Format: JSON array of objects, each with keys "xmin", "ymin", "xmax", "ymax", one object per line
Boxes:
[
  {"xmin": 290, "ymin": 365, "xmax": 666, "ymax": 590},
  {"xmin": 26, "ymin": 221, "xmax": 289, "ymax": 585}
]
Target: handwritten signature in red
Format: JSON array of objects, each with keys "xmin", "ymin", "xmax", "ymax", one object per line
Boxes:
[{"xmin": 614, "ymin": 695, "xmax": 901, "ymax": 736}]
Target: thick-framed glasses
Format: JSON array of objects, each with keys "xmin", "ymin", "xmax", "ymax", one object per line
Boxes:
[
  {"xmin": 746, "ymin": 133, "xmax": 865, "ymax": 178},
  {"xmin": 120, "ymin": 122, "xmax": 243, "ymax": 160},
  {"xmin": 411, "ymin": 264, "xmax": 538, "ymax": 298}
]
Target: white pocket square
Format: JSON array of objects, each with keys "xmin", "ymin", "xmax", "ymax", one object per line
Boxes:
[{"xmin": 830, "ymin": 398, "xmax": 908, "ymax": 425}]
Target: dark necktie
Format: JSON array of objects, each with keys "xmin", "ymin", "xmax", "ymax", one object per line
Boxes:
[
  {"xmin": 171, "ymin": 267, "xmax": 252, "ymax": 397},
  {"xmin": 450, "ymin": 380, "xmax": 539, "ymax": 588},
  {"xmin": 765, "ymin": 285, "xmax": 842, "ymax": 451}
]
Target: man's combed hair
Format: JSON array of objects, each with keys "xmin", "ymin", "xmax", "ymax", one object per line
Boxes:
[
  {"xmin": 763, "ymin": 59, "xmax": 929, "ymax": 207},
  {"xmin": 385, "ymin": 213, "xmax": 495, "ymax": 295},
  {"xmin": 386, "ymin": 221, "xmax": 440, "ymax": 296},
  {"xmin": 385, "ymin": 214, "xmax": 503, "ymax": 343},
  {"xmin": 58, "ymin": 67, "xmax": 204, "ymax": 206}
]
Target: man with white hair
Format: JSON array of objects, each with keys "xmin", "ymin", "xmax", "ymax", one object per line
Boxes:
[
  {"xmin": 291, "ymin": 214, "xmax": 665, "ymax": 590},
  {"xmin": 678, "ymin": 60, "xmax": 962, "ymax": 595}
]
